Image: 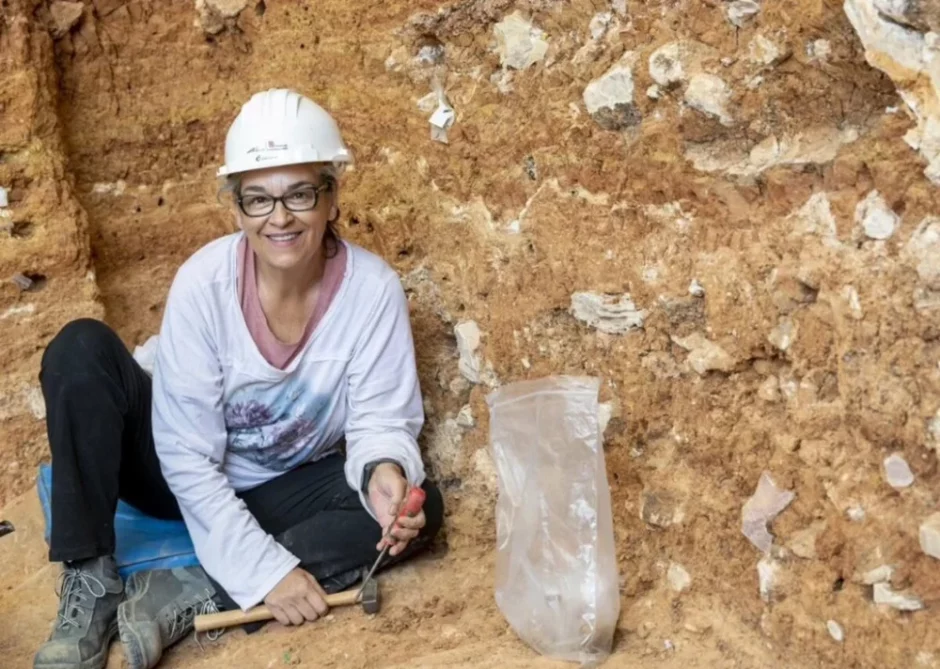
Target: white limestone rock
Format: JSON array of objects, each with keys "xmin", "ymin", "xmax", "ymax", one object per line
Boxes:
[
  {"xmin": 855, "ymin": 190, "xmax": 899, "ymax": 240},
  {"xmin": 873, "ymin": 582, "xmax": 924, "ymax": 611},
  {"xmin": 671, "ymin": 333, "xmax": 735, "ymax": 375},
  {"xmin": 493, "ymin": 12, "xmax": 549, "ymax": 71},
  {"xmin": 919, "ymin": 511, "xmax": 940, "ymax": 559},
  {"xmin": 741, "ymin": 472, "xmax": 795, "ymax": 553},
  {"xmin": 883, "ymin": 452, "xmax": 915, "ymax": 489},
  {"xmin": 667, "ymin": 563, "xmax": 692, "ymax": 592},
  {"xmin": 570, "ymin": 292, "xmax": 646, "ymax": 334},
  {"xmin": 583, "ymin": 52, "xmax": 641, "ymax": 130},
  {"xmin": 684, "ymin": 73, "xmax": 734, "ymax": 125},
  {"xmin": 845, "ymin": 0, "xmax": 940, "ymax": 183},
  {"xmin": 726, "ymin": 0, "xmax": 761, "ymax": 27}
]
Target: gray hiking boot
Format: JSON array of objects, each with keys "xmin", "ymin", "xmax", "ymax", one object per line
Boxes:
[
  {"xmin": 34, "ymin": 555, "xmax": 124, "ymax": 669},
  {"xmin": 117, "ymin": 566, "xmax": 218, "ymax": 669}
]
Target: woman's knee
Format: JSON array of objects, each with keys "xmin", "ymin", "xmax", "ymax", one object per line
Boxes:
[
  {"xmin": 41, "ymin": 318, "xmax": 121, "ymax": 377},
  {"xmin": 420, "ymin": 479, "xmax": 444, "ymax": 541}
]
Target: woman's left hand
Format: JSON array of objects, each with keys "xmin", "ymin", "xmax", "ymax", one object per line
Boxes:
[{"xmin": 367, "ymin": 463, "xmax": 426, "ymax": 556}]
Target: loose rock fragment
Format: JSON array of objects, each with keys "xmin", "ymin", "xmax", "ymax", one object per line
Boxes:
[
  {"xmin": 807, "ymin": 39, "xmax": 832, "ymax": 62},
  {"xmin": 749, "ymin": 35, "xmax": 787, "ymax": 67},
  {"xmin": 11, "ymin": 273, "xmax": 33, "ymax": 291},
  {"xmin": 688, "ymin": 279, "xmax": 705, "ymax": 297},
  {"xmin": 846, "ymin": 0, "xmax": 940, "ymax": 182},
  {"xmin": 726, "ymin": 0, "xmax": 761, "ymax": 27},
  {"xmin": 588, "ymin": 12, "xmax": 613, "ymax": 40},
  {"xmin": 50, "ymin": 1, "xmax": 84, "ymax": 38},
  {"xmin": 758, "ymin": 376, "xmax": 780, "ymax": 402},
  {"xmin": 493, "ymin": 12, "xmax": 549, "ymax": 71},
  {"xmin": 570, "ymin": 292, "xmax": 645, "ymax": 334},
  {"xmin": 195, "ymin": 0, "xmax": 249, "ymax": 35},
  {"xmin": 789, "ymin": 192, "xmax": 837, "ymax": 239},
  {"xmin": 428, "ymin": 93, "xmax": 456, "ymax": 144},
  {"xmin": 454, "ymin": 321, "xmax": 483, "ymax": 384},
  {"xmin": 582, "ymin": 52, "xmax": 641, "ymax": 130},
  {"xmin": 919, "ymin": 512, "xmax": 940, "ymax": 559},
  {"xmin": 827, "ymin": 620, "xmax": 844, "ymax": 643},
  {"xmin": 641, "ymin": 491, "xmax": 682, "ymax": 528},
  {"xmin": 456, "ymin": 404, "xmax": 475, "ymax": 428},
  {"xmin": 883, "ymin": 452, "xmax": 914, "ymax": 489},
  {"xmin": 847, "ymin": 504, "xmax": 866, "ymax": 522},
  {"xmin": 671, "ymin": 333, "xmax": 735, "ymax": 375},
  {"xmin": 860, "ymin": 564, "xmax": 894, "ymax": 585},
  {"xmin": 0, "ymin": 187, "xmax": 8, "ymax": 208},
  {"xmin": 788, "ymin": 521, "xmax": 825, "ymax": 559},
  {"xmin": 742, "ymin": 472, "xmax": 795, "ymax": 553},
  {"xmin": 684, "ymin": 74, "xmax": 733, "ymax": 125},
  {"xmin": 903, "ymin": 217, "xmax": 940, "ymax": 288},
  {"xmin": 758, "ymin": 555, "xmax": 778, "ymax": 602},
  {"xmin": 873, "ymin": 582, "xmax": 924, "ymax": 611},
  {"xmin": 768, "ymin": 319, "xmax": 796, "ymax": 352},
  {"xmin": 842, "ymin": 286, "xmax": 864, "ymax": 320},
  {"xmin": 855, "ymin": 190, "xmax": 899, "ymax": 240},
  {"xmin": 648, "ymin": 41, "xmax": 717, "ymax": 88},
  {"xmin": 667, "ymin": 563, "xmax": 692, "ymax": 592}
]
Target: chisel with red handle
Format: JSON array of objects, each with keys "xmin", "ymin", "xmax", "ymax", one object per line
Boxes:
[{"xmin": 355, "ymin": 486, "xmax": 426, "ymax": 601}]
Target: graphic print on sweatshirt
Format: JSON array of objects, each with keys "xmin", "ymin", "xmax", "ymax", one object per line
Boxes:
[{"xmin": 223, "ymin": 377, "xmax": 335, "ymax": 471}]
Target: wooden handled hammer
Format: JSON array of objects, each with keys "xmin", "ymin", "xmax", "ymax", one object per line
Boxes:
[{"xmin": 193, "ymin": 577, "xmax": 380, "ymax": 632}]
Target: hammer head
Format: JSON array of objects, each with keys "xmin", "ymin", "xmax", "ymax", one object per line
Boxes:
[{"xmin": 359, "ymin": 577, "xmax": 380, "ymax": 615}]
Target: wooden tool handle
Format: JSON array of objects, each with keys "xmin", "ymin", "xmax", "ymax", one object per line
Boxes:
[{"xmin": 194, "ymin": 588, "xmax": 360, "ymax": 632}]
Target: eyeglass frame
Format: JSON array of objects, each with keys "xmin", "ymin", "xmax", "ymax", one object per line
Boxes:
[{"xmin": 235, "ymin": 182, "xmax": 332, "ymax": 218}]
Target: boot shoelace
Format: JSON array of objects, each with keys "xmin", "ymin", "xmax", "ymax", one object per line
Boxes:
[
  {"xmin": 55, "ymin": 568, "xmax": 107, "ymax": 630},
  {"xmin": 182, "ymin": 591, "xmax": 224, "ymax": 649}
]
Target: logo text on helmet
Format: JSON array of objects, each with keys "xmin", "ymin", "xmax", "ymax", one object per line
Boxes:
[{"xmin": 247, "ymin": 140, "xmax": 288, "ymax": 154}]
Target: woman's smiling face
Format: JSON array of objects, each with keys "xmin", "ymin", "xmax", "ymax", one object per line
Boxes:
[{"xmin": 234, "ymin": 162, "xmax": 337, "ymax": 272}]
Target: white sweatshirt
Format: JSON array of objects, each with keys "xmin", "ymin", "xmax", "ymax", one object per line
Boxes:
[{"xmin": 150, "ymin": 233, "xmax": 426, "ymax": 610}]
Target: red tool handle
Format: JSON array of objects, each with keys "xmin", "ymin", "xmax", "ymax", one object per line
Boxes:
[{"xmin": 396, "ymin": 486, "xmax": 426, "ymax": 523}]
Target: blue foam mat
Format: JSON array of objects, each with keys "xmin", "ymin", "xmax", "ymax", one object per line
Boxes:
[{"xmin": 38, "ymin": 464, "xmax": 200, "ymax": 578}]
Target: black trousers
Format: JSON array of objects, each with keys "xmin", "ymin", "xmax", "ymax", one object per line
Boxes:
[{"xmin": 39, "ymin": 318, "xmax": 443, "ymax": 609}]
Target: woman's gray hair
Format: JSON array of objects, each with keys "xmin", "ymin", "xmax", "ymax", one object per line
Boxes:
[{"xmin": 219, "ymin": 163, "xmax": 342, "ymax": 257}]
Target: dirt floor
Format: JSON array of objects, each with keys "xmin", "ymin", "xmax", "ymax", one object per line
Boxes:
[{"xmin": 2, "ymin": 0, "xmax": 940, "ymax": 667}]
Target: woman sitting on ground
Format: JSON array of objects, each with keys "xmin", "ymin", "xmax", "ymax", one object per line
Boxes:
[{"xmin": 34, "ymin": 88, "xmax": 443, "ymax": 669}]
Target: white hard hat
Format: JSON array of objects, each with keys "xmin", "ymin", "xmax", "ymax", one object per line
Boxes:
[{"xmin": 217, "ymin": 88, "xmax": 352, "ymax": 177}]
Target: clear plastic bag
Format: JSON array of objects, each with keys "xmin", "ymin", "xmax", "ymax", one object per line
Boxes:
[{"xmin": 486, "ymin": 376, "xmax": 620, "ymax": 666}]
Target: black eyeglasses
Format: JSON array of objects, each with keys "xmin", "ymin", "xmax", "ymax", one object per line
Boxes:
[{"xmin": 236, "ymin": 183, "xmax": 331, "ymax": 217}]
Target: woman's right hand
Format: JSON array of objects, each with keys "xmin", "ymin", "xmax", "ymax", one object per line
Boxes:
[{"xmin": 264, "ymin": 568, "xmax": 330, "ymax": 626}]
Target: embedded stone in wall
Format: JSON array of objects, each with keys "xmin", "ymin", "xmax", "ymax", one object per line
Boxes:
[
  {"xmin": 570, "ymin": 291, "xmax": 645, "ymax": 334},
  {"xmin": 873, "ymin": 0, "xmax": 940, "ymax": 33},
  {"xmin": 883, "ymin": 452, "xmax": 914, "ymax": 488},
  {"xmin": 845, "ymin": 0, "xmax": 940, "ymax": 183},
  {"xmin": 855, "ymin": 190, "xmax": 899, "ymax": 240},
  {"xmin": 827, "ymin": 620, "xmax": 845, "ymax": 643},
  {"xmin": 768, "ymin": 319, "xmax": 796, "ymax": 352},
  {"xmin": 684, "ymin": 73, "xmax": 733, "ymax": 125},
  {"xmin": 583, "ymin": 51, "xmax": 641, "ymax": 130},
  {"xmin": 903, "ymin": 216, "xmax": 940, "ymax": 287},
  {"xmin": 493, "ymin": 12, "xmax": 549, "ymax": 71},
  {"xmin": 455, "ymin": 320, "xmax": 483, "ymax": 384},
  {"xmin": 671, "ymin": 333, "xmax": 735, "ymax": 375},
  {"xmin": 749, "ymin": 34, "xmax": 789, "ymax": 67},
  {"xmin": 726, "ymin": 0, "xmax": 761, "ymax": 27},
  {"xmin": 873, "ymin": 582, "xmax": 924, "ymax": 611},
  {"xmin": 49, "ymin": 1, "xmax": 84, "ymax": 39},
  {"xmin": 919, "ymin": 512, "xmax": 940, "ymax": 559},
  {"xmin": 648, "ymin": 40, "xmax": 718, "ymax": 88},
  {"xmin": 741, "ymin": 471, "xmax": 795, "ymax": 553},
  {"xmin": 685, "ymin": 126, "xmax": 859, "ymax": 176},
  {"xmin": 195, "ymin": 0, "xmax": 249, "ymax": 35},
  {"xmin": 667, "ymin": 563, "xmax": 692, "ymax": 592},
  {"xmin": 789, "ymin": 192, "xmax": 838, "ymax": 240}
]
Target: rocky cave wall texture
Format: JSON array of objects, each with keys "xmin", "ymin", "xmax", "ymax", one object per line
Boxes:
[{"xmin": 1, "ymin": 0, "xmax": 940, "ymax": 667}]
